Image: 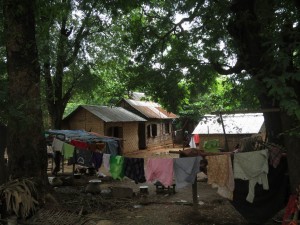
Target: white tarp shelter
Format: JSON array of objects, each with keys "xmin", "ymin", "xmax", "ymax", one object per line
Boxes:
[{"xmin": 192, "ymin": 113, "xmax": 265, "ymax": 135}]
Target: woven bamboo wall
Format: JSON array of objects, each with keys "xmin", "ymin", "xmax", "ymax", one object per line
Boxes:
[
  {"xmin": 65, "ymin": 108, "xmax": 105, "ymax": 135},
  {"xmin": 105, "ymin": 122, "xmax": 139, "ymax": 154}
]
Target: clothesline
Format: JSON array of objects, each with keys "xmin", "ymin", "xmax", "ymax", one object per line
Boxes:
[
  {"xmin": 49, "ymin": 137, "xmax": 204, "ymax": 189},
  {"xmin": 50, "ymin": 137, "xmax": 286, "ymax": 203},
  {"xmin": 49, "ymin": 133, "xmax": 288, "ymax": 224}
]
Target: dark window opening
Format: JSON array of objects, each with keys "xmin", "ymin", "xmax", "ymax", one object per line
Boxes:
[
  {"xmin": 147, "ymin": 125, "xmax": 151, "ymax": 138},
  {"xmin": 164, "ymin": 122, "xmax": 170, "ymax": 134},
  {"xmin": 147, "ymin": 124, "xmax": 157, "ymax": 137},
  {"xmin": 107, "ymin": 126, "xmax": 122, "ymax": 138},
  {"xmin": 151, "ymin": 124, "xmax": 157, "ymax": 137}
]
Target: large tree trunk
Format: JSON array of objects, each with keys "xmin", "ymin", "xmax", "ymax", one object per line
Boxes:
[
  {"xmin": 227, "ymin": 0, "xmax": 300, "ymax": 194},
  {"xmin": 3, "ymin": 0, "xmax": 47, "ymax": 182},
  {"xmin": 0, "ymin": 124, "xmax": 7, "ymax": 184},
  {"xmin": 259, "ymin": 95, "xmax": 300, "ymax": 192},
  {"xmin": 257, "ymin": 94, "xmax": 284, "ymax": 144},
  {"xmin": 48, "ymin": 104, "xmax": 65, "ymax": 129},
  {"xmin": 281, "ymin": 113, "xmax": 300, "ymax": 193}
]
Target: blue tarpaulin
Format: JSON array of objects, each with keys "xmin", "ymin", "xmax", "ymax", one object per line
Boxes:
[{"xmin": 45, "ymin": 129, "xmax": 121, "ymax": 156}]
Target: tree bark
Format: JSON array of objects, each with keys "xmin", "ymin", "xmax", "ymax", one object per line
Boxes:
[
  {"xmin": 0, "ymin": 124, "xmax": 7, "ymax": 184},
  {"xmin": 281, "ymin": 113, "xmax": 300, "ymax": 193},
  {"xmin": 3, "ymin": 0, "xmax": 47, "ymax": 182}
]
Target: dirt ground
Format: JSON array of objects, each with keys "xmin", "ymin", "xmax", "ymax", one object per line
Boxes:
[{"xmin": 38, "ymin": 146, "xmax": 284, "ymax": 225}]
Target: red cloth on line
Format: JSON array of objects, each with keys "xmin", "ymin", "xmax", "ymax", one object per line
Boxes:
[
  {"xmin": 70, "ymin": 140, "xmax": 88, "ymax": 149},
  {"xmin": 282, "ymin": 194, "xmax": 298, "ymax": 225},
  {"xmin": 193, "ymin": 134, "xmax": 200, "ymax": 144}
]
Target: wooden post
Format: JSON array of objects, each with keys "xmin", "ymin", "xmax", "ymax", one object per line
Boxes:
[
  {"xmin": 61, "ymin": 155, "xmax": 64, "ymax": 174},
  {"xmin": 182, "ymin": 130, "xmax": 185, "ymax": 151},
  {"xmin": 72, "ymin": 161, "xmax": 75, "ymax": 175},
  {"xmin": 192, "ymin": 177, "xmax": 198, "ymax": 211},
  {"xmin": 219, "ymin": 112, "xmax": 229, "ymax": 152},
  {"xmin": 72, "ymin": 148, "xmax": 76, "ymax": 175}
]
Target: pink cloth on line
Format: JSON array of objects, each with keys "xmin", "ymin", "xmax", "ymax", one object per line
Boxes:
[{"xmin": 145, "ymin": 158, "xmax": 174, "ymax": 187}]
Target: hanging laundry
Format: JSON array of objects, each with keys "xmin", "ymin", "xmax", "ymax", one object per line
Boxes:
[
  {"xmin": 231, "ymin": 157, "xmax": 289, "ymax": 225},
  {"xmin": 51, "ymin": 138, "xmax": 64, "ymax": 176},
  {"xmin": 103, "ymin": 153, "xmax": 111, "ymax": 171},
  {"xmin": 88, "ymin": 143, "xmax": 98, "ymax": 151},
  {"xmin": 52, "ymin": 151, "xmax": 62, "ymax": 176},
  {"xmin": 173, "ymin": 156, "xmax": 202, "ymax": 189},
  {"xmin": 234, "ymin": 149, "xmax": 269, "ymax": 203},
  {"xmin": 268, "ymin": 146, "xmax": 282, "ymax": 168},
  {"xmin": 70, "ymin": 139, "xmax": 89, "ymax": 149},
  {"xmin": 109, "ymin": 155, "xmax": 125, "ymax": 180},
  {"xmin": 282, "ymin": 194, "xmax": 298, "ymax": 225},
  {"xmin": 189, "ymin": 137, "xmax": 196, "ymax": 148},
  {"xmin": 91, "ymin": 152, "xmax": 103, "ymax": 170},
  {"xmin": 96, "ymin": 142, "xmax": 106, "ymax": 151},
  {"xmin": 47, "ymin": 145, "xmax": 53, "ymax": 154},
  {"xmin": 124, "ymin": 157, "xmax": 146, "ymax": 184},
  {"xmin": 74, "ymin": 148, "xmax": 93, "ymax": 167},
  {"xmin": 193, "ymin": 134, "xmax": 200, "ymax": 144},
  {"xmin": 145, "ymin": 158, "xmax": 174, "ymax": 187},
  {"xmin": 63, "ymin": 142, "xmax": 75, "ymax": 159},
  {"xmin": 52, "ymin": 138, "xmax": 64, "ymax": 152},
  {"xmin": 239, "ymin": 136, "xmax": 262, "ymax": 152},
  {"xmin": 206, "ymin": 154, "xmax": 234, "ymax": 200}
]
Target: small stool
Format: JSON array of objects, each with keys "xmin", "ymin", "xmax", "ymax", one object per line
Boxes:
[
  {"xmin": 154, "ymin": 181, "xmax": 176, "ymax": 194},
  {"xmin": 139, "ymin": 185, "xmax": 149, "ymax": 195}
]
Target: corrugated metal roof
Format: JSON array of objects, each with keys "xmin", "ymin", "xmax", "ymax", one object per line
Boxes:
[
  {"xmin": 65, "ymin": 105, "xmax": 147, "ymax": 123},
  {"xmin": 192, "ymin": 113, "xmax": 264, "ymax": 134},
  {"xmin": 124, "ymin": 99, "xmax": 178, "ymax": 119},
  {"xmin": 82, "ymin": 105, "xmax": 147, "ymax": 122},
  {"xmin": 130, "ymin": 92, "xmax": 146, "ymax": 101}
]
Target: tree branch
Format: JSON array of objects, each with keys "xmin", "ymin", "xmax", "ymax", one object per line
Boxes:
[
  {"xmin": 43, "ymin": 62, "xmax": 54, "ymax": 106},
  {"xmin": 160, "ymin": 2, "xmax": 202, "ymax": 40},
  {"xmin": 64, "ymin": 1, "xmax": 96, "ymax": 67},
  {"xmin": 61, "ymin": 72, "xmax": 84, "ymax": 107},
  {"xmin": 210, "ymin": 58, "xmax": 243, "ymax": 75}
]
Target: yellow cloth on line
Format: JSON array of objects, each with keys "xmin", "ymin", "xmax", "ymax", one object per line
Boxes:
[{"xmin": 206, "ymin": 154, "xmax": 234, "ymax": 200}]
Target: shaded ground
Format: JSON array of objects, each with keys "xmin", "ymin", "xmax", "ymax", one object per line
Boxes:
[
  {"xmin": 40, "ymin": 177, "xmax": 282, "ymax": 225},
  {"xmin": 35, "ymin": 145, "xmax": 284, "ymax": 225}
]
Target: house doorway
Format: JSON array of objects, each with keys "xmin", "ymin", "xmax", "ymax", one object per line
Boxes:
[{"xmin": 138, "ymin": 122, "xmax": 146, "ymax": 149}]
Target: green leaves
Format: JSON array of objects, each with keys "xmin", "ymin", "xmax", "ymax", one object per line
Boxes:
[
  {"xmin": 1, "ymin": 0, "xmax": 300, "ymax": 128},
  {"xmin": 264, "ymin": 71, "xmax": 300, "ymax": 121}
]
